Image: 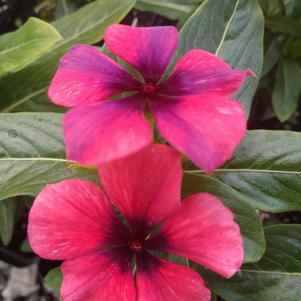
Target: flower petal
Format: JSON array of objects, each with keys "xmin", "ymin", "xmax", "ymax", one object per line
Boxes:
[
  {"xmin": 159, "ymin": 49, "xmax": 253, "ymax": 96},
  {"xmin": 152, "ymin": 193, "xmax": 244, "ymax": 278},
  {"xmin": 105, "ymin": 25, "xmax": 178, "ymax": 83},
  {"xmin": 28, "ymin": 179, "xmax": 127, "ymax": 260},
  {"xmin": 48, "ymin": 44, "xmax": 138, "ymax": 107},
  {"xmin": 63, "ymin": 97, "xmax": 152, "ymax": 165},
  {"xmin": 98, "ymin": 144, "xmax": 182, "ymax": 232},
  {"xmin": 136, "ymin": 254, "xmax": 210, "ymax": 301},
  {"xmin": 61, "ymin": 250, "xmax": 136, "ymax": 301},
  {"xmin": 150, "ymin": 94, "xmax": 246, "ymax": 172}
]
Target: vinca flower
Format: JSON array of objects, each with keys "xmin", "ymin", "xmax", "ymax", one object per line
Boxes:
[
  {"xmin": 28, "ymin": 144, "xmax": 243, "ymax": 301},
  {"xmin": 48, "ymin": 25, "xmax": 252, "ymax": 172}
]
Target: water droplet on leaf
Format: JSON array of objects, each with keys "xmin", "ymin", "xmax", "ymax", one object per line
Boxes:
[{"xmin": 8, "ymin": 129, "xmax": 17, "ymax": 138}]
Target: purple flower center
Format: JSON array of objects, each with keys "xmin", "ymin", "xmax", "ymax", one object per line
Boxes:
[
  {"xmin": 141, "ymin": 83, "xmax": 157, "ymax": 94},
  {"xmin": 129, "ymin": 239, "xmax": 144, "ymax": 253}
]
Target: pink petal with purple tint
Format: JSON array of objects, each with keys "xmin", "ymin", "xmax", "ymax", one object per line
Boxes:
[
  {"xmin": 48, "ymin": 44, "xmax": 138, "ymax": 107},
  {"xmin": 136, "ymin": 255, "xmax": 211, "ymax": 301},
  {"xmin": 61, "ymin": 251, "xmax": 136, "ymax": 301},
  {"xmin": 150, "ymin": 94, "xmax": 246, "ymax": 172},
  {"xmin": 63, "ymin": 97, "xmax": 152, "ymax": 165},
  {"xmin": 99, "ymin": 144, "xmax": 182, "ymax": 229},
  {"xmin": 159, "ymin": 49, "xmax": 253, "ymax": 96},
  {"xmin": 28, "ymin": 179, "xmax": 126, "ymax": 260},
  {"xmin": 154, "ymin": 193, "xmax": 244, "ymax": 279},
  {"xmin": 105, "ymin": 25, "xmax": 178, "ymax": 83}
]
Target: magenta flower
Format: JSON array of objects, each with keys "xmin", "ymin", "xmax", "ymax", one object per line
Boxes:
[
  {"xmin": 28, "ymin": 145, "xmax": 243, "ymax": 301},
  {"xmin": 48, "ymin": 25, "xmax": 251, "ymax": 172}
]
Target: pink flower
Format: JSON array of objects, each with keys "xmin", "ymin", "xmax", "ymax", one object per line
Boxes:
[
  {"xmin": 28, "ymin": 145, "xmax": 243, "ymax": 301},
  {"xmin": 48, "ymin": 25, "xmax": 251, "ymax": 172}
]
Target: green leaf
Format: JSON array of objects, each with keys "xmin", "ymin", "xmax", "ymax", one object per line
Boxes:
[
  {"xmin": 201, "ymin": 224, "xmax": 301, "ymax": 301},
  {"xmin": 0, "ymin": 0, "xmax": 136, "ymax": 113},
  {"xmin": 21, "ymin": 238, "xmax": 33, "ymax": 253},
  {"xmin": 283, "ymin": 37, "xmax": 301, "ymax": 58},
  {"xmin": 258, "ymin": 0, "xmax": 285, "ymax": 16},
  {"xmin": 0, "ymin": 18, "xmax": 62, "ymax": 77},
  {"xmin": 45, "ymin": 266, "xmax": 62, "ymax": 293},
  {"xmin": 136, "ymin": 0, "xmax": 198, "ymax": 20},
  {"xmin": 0, "ymin": 198, "xmax": 22, "ymax": 245},
  {"xmin": 283, "ymin": 0, "xmax": 296, "ymax": 15},
  {"xmin": 182, "ymin": 173, "xmax": 265, "ymax": 263},
  {"xmin": 211, "ymin": 293, "xmax": 218, "ymax": 301},
  {"xmin": 261, "ymin": 37, "xmax": 281, "ymax": 76},
  {"xmin": 272, "ymin": 59, "xmax": 301, "ymax": 122},
  {"xmin": 266, "ymin": 16, "xmax": 301, "ymax": 35},
  {"xmin": 0, "ymin": 113, "xmax": 98, "ymax": 201},
  {"xmin": 190, "ymin": 130, "xmax": 301, "ymax": 212},
  {"xmin": 175, "ymin": 0, "xmax": 264, "ymax": 117}
]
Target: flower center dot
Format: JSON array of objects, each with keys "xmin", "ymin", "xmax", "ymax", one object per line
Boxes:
[
  {"xmin": 141, "ymin": 83, "xmax": 156, "ymax": 94},
  {"xmin": 130, "ymin": 240, "xmax": 144, "ymax": 253}
]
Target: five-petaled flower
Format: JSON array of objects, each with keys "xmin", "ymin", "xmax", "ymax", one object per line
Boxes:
[
  {"xmin": 48, "ymin": 24, "xmax": 252, "ymax": 173},
  {"xmin": 28, "ymin": 144, "xmax": 243, "ymax": 301}
]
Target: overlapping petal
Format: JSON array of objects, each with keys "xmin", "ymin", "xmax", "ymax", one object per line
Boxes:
[
  {"xmin": 105, "ymin": 25, "xmax": 178, "ymax": 83},
  {"xmin": 152, "ymin": 193, "xmax": 244, "ymax": 278},
  {"xmin": 28, "ymin": 179, "xmax": 126, "ymax": 260},
  {"xmin": 63, "ymin": 97, "xmax": 152, "ymax": 165},
  {"xmin": 150, "ymin": 94, "xmax": 246, "ymax": 172},
  {"xmin": 61, "ymin": 250, "xmax": 136, "ymax": 301},
  {"xmin": 48, "ymin": 44, "xmax": 138, "ymax": 107},
  {"xmin": 136, "ymin": 254, "xmax": 210, "ymax": 301},
  {"xmin": 159, "ymin": 49, "xmax": 253, "ymax": 96},
  {"xmin": 98, "ymin": 144, "xmax": 182, "ymax": 231}
]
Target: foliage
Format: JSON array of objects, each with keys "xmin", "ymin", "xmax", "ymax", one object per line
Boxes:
[
  {"xmin": 259, "ymin": 0, "xmax": 301, "ymax": 122},
  {"xmin": 0, "ymin": 0, "xmax": 300, "ymax": 300}
]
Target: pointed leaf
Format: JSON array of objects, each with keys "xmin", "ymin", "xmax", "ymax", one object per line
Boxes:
[
  {"xmin": 0, "ymin": 18, "xmax": 62, "ymax": 77},
  {"xmin": 272, "ymin": 59, "xmax": 301, "ymax": 122}
]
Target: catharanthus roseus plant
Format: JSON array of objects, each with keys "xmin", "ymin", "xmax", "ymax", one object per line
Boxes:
[
  {"xmin": 48, "ymin": 24, "xmax": 252, "ymax": 172},
  {"xmin": 28, "ymin": 145, "xmax": 243, "ymax": 301}
]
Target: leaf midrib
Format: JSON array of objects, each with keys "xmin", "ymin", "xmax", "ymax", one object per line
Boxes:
[
  {"xmin": 1, "ymin": 158, "xmax": 300, "ymax": 175},
  {"xmin": 240, "ymin": 269, "xmax": 301, "ymax": 276},
  {"xmin": 185, "ymin": 169, "xmax": 301, "ymax": 175},
  {"xmin": 0, "ymin": 37, "xmax": 59, "ymax": 56},
  {"xmin": 215, "ymin": 0, "xmax": 240, "ymax": 56},
  {"xmin": 137, "ymin": 0, "xmax": 195, "ymax": 13}
]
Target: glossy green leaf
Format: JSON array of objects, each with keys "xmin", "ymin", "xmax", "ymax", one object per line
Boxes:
[
  {"xmin": 0, "ymin": 18, "xmax": 62, "ymax": 77},
  {"xmin": 182, "ymin": 173, "xmax": 265, "ymax": 263},
  {"xmin": 266, "ymin": 16, "xmax": 301, "ymax": 35},
  {"xmin": 272, "ymin": 59, "xmax": 301, "ymax": 122},
  {"xmin": 136, "ymin": 0, "xmax": 198, "ymax": 20},
  {"xmin": 45, "ymin": 266, "xmax": 62, "ymax": 293},
  {"xmin": 189, "ymin": 130, "xmax": 301, "ymax": 212},
  {"xmin": 0, "ymin": 0, "xmax": 136, "ymax": 113},
  {"xmin": 175, "ymin": 0, "xmax": 264, "ymax": 117},
  {"xmin": 201, "ymin": 224, "xmax": 301, "ymax": 301},
  {"xmin": 0, "ymin": 113, "xmax": 98, "ymax": 201}
]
